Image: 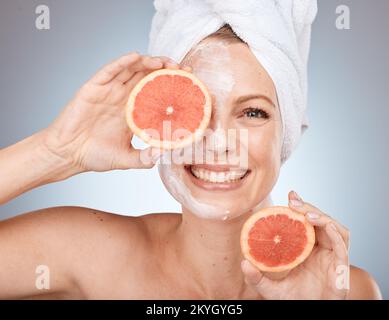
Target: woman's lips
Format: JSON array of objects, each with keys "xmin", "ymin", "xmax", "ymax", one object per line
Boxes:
[{"xmin": 185, "ymin": 164, "xmax": 250, "ymax": 191}]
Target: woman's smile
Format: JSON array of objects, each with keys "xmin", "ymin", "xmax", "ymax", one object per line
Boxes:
[{"xmin": 184, "ymin": 164, "xmax": 251, "ymax": 191}]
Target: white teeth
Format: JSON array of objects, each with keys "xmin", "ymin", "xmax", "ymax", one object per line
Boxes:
[{"xmin": 190, "ymin": 167, "xmax": 247, "ymax": 183}]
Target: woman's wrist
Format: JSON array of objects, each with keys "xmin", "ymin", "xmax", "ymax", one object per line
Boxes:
[
  {"xmin": 33, "ymin": 129, "xmax": 84, "ymax": 182},
  {"xmin": 0, "ymin": 130, "xmax": 82, "ymax": 205}
]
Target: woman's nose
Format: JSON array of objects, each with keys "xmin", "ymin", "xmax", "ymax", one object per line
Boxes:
[
  {"xmin": 204, "ymin": 111, "xmax": 238, "ymax": 155},
  {"xmin": 204, "ymin": 126, "xmax": 228, "ymax": 154},
  {"xmin": 202, "ymin": 99, "xmax": 238, "ymax": 155}
]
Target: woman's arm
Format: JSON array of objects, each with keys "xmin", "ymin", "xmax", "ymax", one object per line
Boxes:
[
  {"xmin": 0, "ymin": 53, "xmax": 178, "ymax": 206},
  {"xmin": 0, "ymin": 131, "xmax": 79, "ymax": 205},
  {"xmin": 0, "ymin": 53, "xmax": 183, "ymax": 299}
]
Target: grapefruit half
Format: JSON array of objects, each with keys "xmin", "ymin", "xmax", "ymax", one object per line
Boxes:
[
  {"xmin": 241, "ymin": 206, "xmax": 315, "ymax": 273},
  {"xmin": 126, "ymin": 69, "xmax": 212, "ymax": 149}
]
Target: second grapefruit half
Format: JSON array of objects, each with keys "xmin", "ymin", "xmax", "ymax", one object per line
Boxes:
[
  {"xmin": 126, "ymin": 69, "xmax": 212, "ymax": 149},
  {"xmin": 241, "ymin": 206, "xmax": 315, "ymax": 273}
]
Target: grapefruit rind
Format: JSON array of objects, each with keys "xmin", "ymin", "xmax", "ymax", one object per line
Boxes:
[
  {"xmin": 126, "ymin": 69, "xmax": 212, "ymax": 150},
  {"xmin": 240, "ymin": 206, "xmax": 315, "ymax": 273}
]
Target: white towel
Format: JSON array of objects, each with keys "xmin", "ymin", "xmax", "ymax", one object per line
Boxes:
[{"xmin": 148, "ymin": 0, "xmax": 317, "ymax": 162}]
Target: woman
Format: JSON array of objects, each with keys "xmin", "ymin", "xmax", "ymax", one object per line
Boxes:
[{"xmin": 0, "ymin": 19, "xmax": 382, "ymax": 300}]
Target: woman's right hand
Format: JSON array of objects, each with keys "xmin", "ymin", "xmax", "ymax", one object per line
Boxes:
[{"xmin": 42, "ymin": 52, "xmax": 179, "ymax": 173}]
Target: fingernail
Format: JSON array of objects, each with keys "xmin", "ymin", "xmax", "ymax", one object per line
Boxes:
[
  {"xmin": 241, "ymin": 260, "xmax": 250, "ymax": 269},
  {"xmin": 152, "ymin": 149, "xmax": 163, "ymax": 162},
  {"xmin": 330, "ymin": 223, "xmax": 338, "ymax": 232},
  {"xmin": 168, "ymin": 58, "xmax": 178, "ymax": 64},
  {"xmin": 150, "ymin": 59, "xmax": 163, "ymax": 68},
  {"xmin": 152, "ymin": 155, "xmax": 161, "ymax": 163},
  {"xmin": 292, "ymin": 190, "xmax": 303, "ymax": 201},
  {"xmin": 307, "ymin": 212, "xmax": 320, "ymax": 220},
  {"xmin": 289, "ymin": 199, "xmax": 303, "ymax": 207},
  {"xmin": 241, "ymin": 260, "xmax": 246, "ymax": 270}
]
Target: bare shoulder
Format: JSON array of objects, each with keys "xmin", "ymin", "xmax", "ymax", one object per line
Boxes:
[
  {"xmin": 0, "ymin": 207, "xmax": 181, "ymax": 298},
  {"xmin": 0, "ymin": 206, "xmax": 149, "ymax": 265},
  {"xmin": 349, "ymin": 265, "xmax": 382, "ymax": 300},
  {"xmin": 1, "ymin": 206, "xmax": 181, "ymax": 245},
  {"xmin": 0, "ymin": 206, "xmax": 142, "ymax": 298},
  {"xmin": 0, "ymin": 205, "xmax": 146, "ymax": 244},
  {"xmin": 1, "ymin": 206, "xmax": 181, "ymax": 261}
]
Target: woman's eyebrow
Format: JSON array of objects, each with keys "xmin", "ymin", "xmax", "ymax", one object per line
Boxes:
[{"xmin": 234, "ymin": 94, "xmax": 276, "ymax": 108}]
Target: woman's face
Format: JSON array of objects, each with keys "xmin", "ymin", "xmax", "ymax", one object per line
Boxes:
[{"xmin": 158, "ymin": 38, "xmax": 283, "ymax": 220}]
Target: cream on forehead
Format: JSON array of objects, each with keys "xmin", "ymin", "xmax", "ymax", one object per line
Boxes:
[
  {"xmin": 182, "ymin": 39, "xmax": 236, "ymax": 155},
  {"xmin": 182, "ymin": 39, "xmax": 235, "ymax": 122}
]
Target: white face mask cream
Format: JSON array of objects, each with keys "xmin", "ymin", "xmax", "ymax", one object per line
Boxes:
[{"xmin": 158, "ymin": 39, "xmax": 263, "ymax": 220}]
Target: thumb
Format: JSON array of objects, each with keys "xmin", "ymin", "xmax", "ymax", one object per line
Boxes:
[
  {"xmin": 241, "ymin": 260, "xmax": 293, "ymax": 299},
  {"xmin": 288, "ymin": 190, "xmax": 302, "ymax": 202},
  {"xmin": 241, "ymin": 260, "xmax": 270, "ymax": 290},
  {"xmin": 116, "ymin": 147, "xmax": 163, "ymax": 169}
]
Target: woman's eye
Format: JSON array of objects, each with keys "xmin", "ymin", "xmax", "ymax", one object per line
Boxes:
[{"xmin": 242, "ymin": 107, "xmax": 269, "ymax": 119}]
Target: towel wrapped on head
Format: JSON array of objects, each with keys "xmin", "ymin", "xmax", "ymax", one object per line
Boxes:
[{"xmin": 148, "ymin": 0, "xmax": 318, "ymax": 162}]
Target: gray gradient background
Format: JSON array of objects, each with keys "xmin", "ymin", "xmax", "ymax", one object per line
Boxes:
[{"xmin": 0, "ymin": 0, "xmax": 388, "ymax": 298}]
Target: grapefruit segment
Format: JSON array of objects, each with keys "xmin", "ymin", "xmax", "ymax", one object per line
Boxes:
[
  {"xmin": 126, "ymin": 69, "xmax": 212, "ymax": 149},
  {"xmin": 240, "ymin": 206, "xmax": 315, "ymax": 273}
]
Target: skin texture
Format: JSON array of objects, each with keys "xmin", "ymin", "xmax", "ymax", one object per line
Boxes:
[{"xmin": 0, "ymin": 45, "xmax": 382, "ymax": 299}]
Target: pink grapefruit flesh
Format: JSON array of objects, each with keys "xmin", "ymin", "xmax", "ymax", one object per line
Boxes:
[
  {"xmin": 126, "ymin": 69, "xmax": 212, "ymax": 149},
  {"xmin": 241, "ymin": 206, "xmax": 315, "ymax": 273}
]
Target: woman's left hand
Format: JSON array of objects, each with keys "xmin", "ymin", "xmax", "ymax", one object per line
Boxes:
[{"xmin": 241, "ymin": 191, "xmax": 350, "ymax": 300}]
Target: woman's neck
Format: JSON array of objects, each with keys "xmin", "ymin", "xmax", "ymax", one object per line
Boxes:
[{"xmin": 174, "ymin": 195, "xmax": 273, "ymax": 299}]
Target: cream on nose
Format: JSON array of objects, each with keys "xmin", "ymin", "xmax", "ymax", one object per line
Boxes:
[
  {"xmin": 205, "ymin": 125, "xmax": 228, "ymax": 154},
  {"xmin": 202, "ymin": 119, "xmax": 247, "ymax": 168}
]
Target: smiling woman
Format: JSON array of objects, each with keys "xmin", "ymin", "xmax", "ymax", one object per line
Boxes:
[
  {"xmin": 0, "ymin": 0, "xmax": 383, "ymax": 300},
  {"xmin": 157, "ymin": 30, "xmax": 282, "ymax": 222}
]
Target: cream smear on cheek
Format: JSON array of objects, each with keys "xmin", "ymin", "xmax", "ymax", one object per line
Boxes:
[{"xmin": 159, "ymin": 40, "xmax": 254, "ymax": 220}]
